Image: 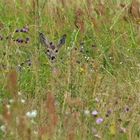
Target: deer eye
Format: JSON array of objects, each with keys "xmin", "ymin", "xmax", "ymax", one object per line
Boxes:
[{"xmin": 47, "ymin": 49, "xmax": 50, "ymax": 52}]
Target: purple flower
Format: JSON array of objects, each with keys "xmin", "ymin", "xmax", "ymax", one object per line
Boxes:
[
  {"xmin": 20, "ymin": 26, "xmax": 29, "ymax": 33},
  {"xmin": 92, "ymin": 110, "xmax": 98, "ymax": 116},
  {"xmin": 21, "ymin": 28, "xmax": 28, "ymax": 33},
  {"xmin": 16, "ymin": 38, "xmax": 23, "ymax": 43},
  {"xmin": 15, "ymin": 29, "xmax": 19, "ymax": 32},
  {"xmin": 96, "ymin": 118, "xmax": 103, "ymax": 124}
]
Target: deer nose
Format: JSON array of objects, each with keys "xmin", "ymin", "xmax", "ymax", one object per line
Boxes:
[{"xmin": 51, "ymin": 56, "xmax": 56, "ymax": 60}]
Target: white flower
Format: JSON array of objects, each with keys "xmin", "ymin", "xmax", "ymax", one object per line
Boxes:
[
  {"xmin": 0, "ymin": 125, "xmax": 6, "ymax": 132},
  {"xmin": 92, "ymin": 110, "xmax": 98, "ymax": 116},
  {"xmin": 84, "ymin": 110, "xmax": 90, "ymax": 115},
  {"xmin": 119, "ymin": 127, "xmax": 127, "ymax": 133},
  {"xmin": 95, "ymin": 97, "xmax": 99, "ymax": 102},
  {"xmin": 18, "ymin": 91, "xmax": 22, "ymax": 96},
  {"xmin": 94, "ymin": 134, "xmax": 101, "ymax": 139},
  {"xmin": 33, "ymin": 130, "xmax": 38, "ymax": 135},
  {"xmin": 6, "ymin": 104, "xmax": 10, "ymax": 109},
  {"xmin": 26, "ymin": 110, "xmax": 37, "ymax": 118},
  {"xmin": 9, "ymin": 99, "xmax": 14, "ymax": 103},
  {"xmin": 21, "ymin": 99, "xmax": 26, "ymax": 103}
]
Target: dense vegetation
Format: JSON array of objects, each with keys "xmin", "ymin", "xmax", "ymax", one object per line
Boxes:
[{"xmin": 0, "ymin": 0, "xmax": 140, "ymax": 139}]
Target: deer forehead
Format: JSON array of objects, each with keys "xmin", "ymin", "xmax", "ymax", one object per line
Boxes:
[{"xmin": 49, "ymin": 42, "xmax": 56, "ymax": 50}]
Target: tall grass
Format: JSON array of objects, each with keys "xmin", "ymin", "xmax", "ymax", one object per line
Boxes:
[{"xmin": 0, "ymin": 0, "xmax": 140, "ymax": 139}]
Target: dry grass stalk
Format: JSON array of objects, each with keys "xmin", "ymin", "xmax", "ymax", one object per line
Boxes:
[
  {"xmin": 32, "ymin": 0, "xmax": 36, "ymax": 14},
  {"xmin": 27, "ymin": 128, "xmax": 32, "ymax": 140},
  {"xmin": 86, "ymin": 0, "xmax": 94, "ymax": 16},
  {"xmin": 129, "ymin": 0, "xmax": 140, "ymax": 41},
  {"xmin": 65, "ymin": 111, "xmax": 80, "ymax": 140},
  {"xmin": 129, "ymin": 0, "xmax": 140, "ymax": 20},
  {"xmin": 60, "ymin": 0, "xmax": 67, "ymax": 7},
  {"xmin": 17, "ymin": 116, "xmax": 28, "ymax": 139},
  {"xmin": 7, "ymin": 69, "xmax": 18, "ymax": 98},
  {"xmin": 2, "ymin": 103, "xmax": 12, "ymax": 125},
  {"xmin": 46, "ymin": 92, "xmax": 58, "ymax": 138},
  {"xmin": 53, "ymin": 7, "xmax": 66, "ymax": 30},
  {"xmin": 94, "ymin": 1, "xmax": 106, "ymax": 16},
  {"xmin": 74, "ymin": 8, "xmax": 85, "ymax": 33}
]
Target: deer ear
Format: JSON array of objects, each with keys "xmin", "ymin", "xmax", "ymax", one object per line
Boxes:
[
  {"xmin": 57, "ymin": 34, "xmax": 66, "ymax": 48},
  {"xmin": 39, "ymin": 32, "xmax": 50, "ymax": 48}
]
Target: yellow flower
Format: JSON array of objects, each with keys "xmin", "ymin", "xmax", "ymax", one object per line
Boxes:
[
  {"xmin": 80, "ymin": 67, "xmax": 84, "ymax": 73},
  {"xmin": 109, "ymin": 120, "xmax": 116, "ymax": 136}
]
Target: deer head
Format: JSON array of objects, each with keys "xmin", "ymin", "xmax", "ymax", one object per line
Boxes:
[{"xmin": 39, "ymin": 32, "xmax": 66, "ymax": 62}]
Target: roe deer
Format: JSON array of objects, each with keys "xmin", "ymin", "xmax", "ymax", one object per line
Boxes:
[{"xmin": 39, "ymin": 32, "xmax": 66, "ymax": 63}]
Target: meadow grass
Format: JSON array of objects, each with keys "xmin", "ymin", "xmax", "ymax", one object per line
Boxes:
[{"xmin": 0, "ymin": 0, "xmax": 140, "ymax": 140}]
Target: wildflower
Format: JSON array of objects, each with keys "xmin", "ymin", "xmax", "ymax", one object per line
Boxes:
[
  {"xmin": 18, "ymin": 91, "xmax": 22, "ymax": 96},
  {"xmin": 92, "ymin": 110, "xmax": 98, "ymax": 117},
  {"xmin": 33, "ymin": 130, "xmax": 38, "ymax": 135},
  {"xmin": 24, "ymin": 26, "xmax": 29, "ymax": 32},
  {"xmin": 96, "ymin": 118, "xmax": 103, "ymax": 124},
  {"xmin": 15, "ymin": 29, "xmax": 19, "ymax": 32},
  {"xmin": 0, "ymin": 125, "xmax": 6, "ymax": 132},
  {"xmin": 84, "ymin": 110, "xmax": 90, "ymax": 115},
  {"xmin": 94, "ymin": 134, "xmax": 101, "ymax": 139},
  {"xmin": 80, "ymin": 46, "xmax": 84, "ymax": 53},
  {"xmin": 95, "ymin": 97, "xmax": 99, "ymax": 102},
  {"xmin": 16, "ymin": 38, "xmax": 23, "ymax": 43},
  {"xmin": 21, "ymin": 28, "xmax": 27, "ymax": 33},
  {"xmin": 22, "ymin": 27, "xmax": 29, "ymax": 33},
  {"xmin": 119, "ymin": 127, "xmax": 127, "ymax": 133},
  {"xmin": 26, "ymin": 110, "xmax": 37, "ymax": 118},
  {"xmin": 80, "ymin": 67, "xmax": 84, "ymax": 73},
  {"xmin": 85, "ymin": 56, "xmax": 90, "ymax": 61},
  {"xmin": 6, "ymin": 104, "xmax": 10, "ymax": 109},
  {"xmin": 21, "ymin": 99, "xmax": 26, "ymax": 103},
  {"xmin": 120, "ymin": 62, "xmax": 123, "ymax": 65},
  {"xmin": 9, "ymin": 99, "xmax": 14, "ymax": 104}
]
